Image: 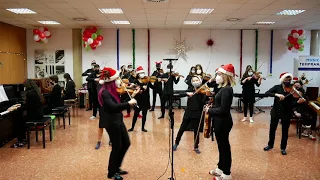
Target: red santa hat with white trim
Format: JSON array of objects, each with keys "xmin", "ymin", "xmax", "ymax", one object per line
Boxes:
[
  {"xmin": 99, "ymin": 67, "xmax": 120, "ymax": 85},
  {"xmin": 91, "ymin": 60, "xmax": 96, "ymax": 65},
  {"xmin": 217, "ymin": 64, "xmax": 235, "ymax": 77},
  {"xmin": 279, "ymin": 72, "xmax": 293, "ymax": 83},
  {"xmin": 136, "ymin": 66, "xmax": 145, "ymax": 74}
]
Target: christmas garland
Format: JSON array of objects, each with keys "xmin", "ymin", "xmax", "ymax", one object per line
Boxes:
[
  {"xmin": 255, "ymin": 30, "xmax": 259, "ymax": 71},
  {"xmin": 117, "ymin": 29, "xmax": 120, "ymax": 70},
  {"xmin": 269, "ymin": 30, "xmax": 274, "ymax": 76},
  {"xmin": 132, "ymin": 29, "xmax": 136, "ymax": 69},
  {"xmin": 240, "ymin": 30, "xmax": 243, "ymax": 78},
  {"xmin": 148, "ymin": 29, "xmax": 150, "ymax": 76}
]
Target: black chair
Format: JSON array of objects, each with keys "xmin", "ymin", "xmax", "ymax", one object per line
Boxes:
[
  {"xmin": 52, "ymin": 106, "xmax": 70, "ymax": 129},
  {"xmin": 26, "ymin": 117, "xmax": 52, "ymax": 149}
]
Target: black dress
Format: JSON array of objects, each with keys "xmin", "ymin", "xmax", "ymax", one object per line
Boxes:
[
  {"xmin": 63, "ymin": 80, "xmax": 76, "ymax": 100},
  {"xmin": 240, "ymin": 76, "xmax": 260, "ymax": 103}
]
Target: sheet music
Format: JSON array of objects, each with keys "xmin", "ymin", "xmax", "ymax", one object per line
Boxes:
[{"xmin": 0, "ymin": 85, "xmax": 9, "ymax": 103}]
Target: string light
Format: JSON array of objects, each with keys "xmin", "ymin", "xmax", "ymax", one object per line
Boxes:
[{"xmin": 0, "ymin": 51, "xmax": 26, "ymax": 55}]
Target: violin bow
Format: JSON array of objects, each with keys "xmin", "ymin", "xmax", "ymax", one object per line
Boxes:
[
  {"xmin": 194, "ymin": 105, "xmax": 206, "ymax": 148},
  {"xmin": 119, "ymin": 78, "xmax": 140, "ymax": 108},
  {"xmin": 204, "ymin": 61, "xmax": 211, "ymax": 75}
]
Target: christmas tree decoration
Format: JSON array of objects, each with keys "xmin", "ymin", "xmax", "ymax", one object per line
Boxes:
[
  {"xmin": 286, "ymin": 29, "xmax": 306, "ymax": 52},
  {"xmin": 82, "ymin": 27, "xmax": 104, "ymax": 51},
  {"xmin": 170, "ymin": 38, "xmax": 191, "ymax": 59},
  {"xmin": 33, "ymin": 27, "xmax": 51, "ymax": 44}
]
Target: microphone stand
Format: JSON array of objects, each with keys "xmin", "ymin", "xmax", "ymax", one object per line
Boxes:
[{"xmin": 163, "ymin": 58, "xmax": 178, "ymax": 180}]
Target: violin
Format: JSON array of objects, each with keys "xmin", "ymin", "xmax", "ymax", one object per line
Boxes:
[
  {"xmin": 171, "ymin": 72, "xmax": 184, "ymax": 78},
  {"xmin": 284, "ymin": 85, "xmax": 304, "ymax": 99},
  {"xmin": 252, "ymin": 72, "xmax": 266, "ymax": 80},
  {"xmin": 204, "ymin": 97, "xmax": 214, "ymax": 138},
  {"xmin": 203, "ymin": 74, "xmax": 212, "ymax": 81}
]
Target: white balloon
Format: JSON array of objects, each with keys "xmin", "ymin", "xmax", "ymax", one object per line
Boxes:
[
  {"xmin": 44, "ymin": 31, "xmax": 51, "ymax": 37},
  {"xmin": 43, "ymin": 39, "xmax": 48, "ymax": 44},
  {"xmin": 98, "ymin": 41, "xmax": 102, "ymax": 46},
  {"xmin": 298, "ymin": 35, "xmax": 306, "ymax": 40},
  {"xmin": 41, "ymin": 37, "xmax": 46, "ymax": 40},
  {"xmin": 34, "ymin": 34, "xmax": 40, "ymax": 41},
  {"xmin": 293, "ymin": 33, "xmax": 299, "ymax": 38},
  {"xmin": 87, "ymin": 38, "xmax": 93, "ymax": 44},
  {"xmin": 39, "ymin": 27, "xmax": 44, "ymax": 32}
]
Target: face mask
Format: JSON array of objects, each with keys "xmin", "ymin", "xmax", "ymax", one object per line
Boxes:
[
  {"xmin": 216, "ymin": 75, "xmax": 224, "ymax": 84},
  {"xmin": 192, "ymin": 81, "xmax": 201, "ymax": 87},
  {"xmin": 95, "ymin": 70, "xmax": 99, "ymax": 73},
  {"xmin": 156, "ymin": 68, "xmax": 160, "ymax": 70},
  {"xmin": 191, "ymin": 70, "xmax": 195, "ymax": 74},
  {"xmin": 139, "ymin": 73, "xmax": 145, "ymax": 78},
  {"xmin": 196, "ymin": 70, "xmax": 202, "ymax": 74},
  {"xmin": 248, "ymin": 72, "xmax": 253, "ymax": 76},
  {"xmin": 91, "ymin": 66, "xmax": 95, "ymax": 69},
  {"xmin": 115, "ymin": 79, "xmax": 121, "ymax": 88},
  {"xmin": 283, "ymin": 81, "xmax": 291, "ymax": 87},
  {"xmin": 128, "ymin": 68, "xmax": 132, "ymax": 71}
]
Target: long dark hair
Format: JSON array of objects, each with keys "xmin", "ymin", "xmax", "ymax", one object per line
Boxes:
[
  {"xmin": 24, "ymin": 79, "xmax": 44, "ymax": 103},
  {"xmin": 189, "ymin": 66, "xmax": 195, "ymax": 76},
  {"xmin": 243, "ymin": 65, "xmax": 253, "ymax": 78},
  {"xmin": 63, "ymin": 73, "xmax": 72, "ymax": 81},
  {"xmin": 195, "ymin": 64, "xmax": 203, "ymax": 75}
]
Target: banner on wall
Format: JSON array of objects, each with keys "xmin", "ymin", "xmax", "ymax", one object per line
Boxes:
[
  {"xmin": 295, "ymin": 56, "xmax": 320, "ymax": 87},
  {"xmin": 34, "ymin": 50, "xmax": 65, "ymax": 87}
]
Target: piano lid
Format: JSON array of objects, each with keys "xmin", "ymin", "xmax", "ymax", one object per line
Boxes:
[{"xmin": 0, "ymin": 85, "xmax": 9, "ymax": 103}]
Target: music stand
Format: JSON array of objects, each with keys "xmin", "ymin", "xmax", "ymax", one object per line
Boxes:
[{"xmin": 163, "ymin": 58, "xmax": 178, "ymax": 180}]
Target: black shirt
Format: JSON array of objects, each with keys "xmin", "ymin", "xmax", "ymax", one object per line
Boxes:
[
  {"xmin": 132, "ymin": 79, "xmax": 153, "ymax": 109},
  {"xmin": 184, "ymin": 75, "xmax": 193, "ymax": 91},
  {"xmin": 86, "ymin": 71, "xmax": 99, "ymax": 94},
  {"xmin": 82, "ymin": 69, "xmax": 95, "ymax": 89},
  {"xmin": 151, "ymin": 70, "xmax": 163, "ymax": 91},
  {"xmin": 184, "ymin": 90, "xmax": 207, "ymax": 119},
  {"xmin": 161, "ymin": 73, "xmax": 180, "ymax": 95},
  {"xmin": 266, "ymin": 84, "xmax": 295, "ymax": 116},
  {"xmin": 240, "ymin": 76, "xmax": 260, "ymax": 99},
  {"xmin": 49, "ymin": 84, "xmax": 62, "ymax": 108},
  {"xmin": 64, "ymin": 80, "xmax": 76, "ymax": 99},
  {"xmin": 25, "ymin": 90, "xmax": 43, "ymax": 120},
  {"xmin": 208, "ymin": 85, "xmax": 233, "ymax": 121}
]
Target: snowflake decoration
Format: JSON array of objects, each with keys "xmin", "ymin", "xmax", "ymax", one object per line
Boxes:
[{"xmin": 170, "ymin": 38, "xmax": 191, "ymax": 59}]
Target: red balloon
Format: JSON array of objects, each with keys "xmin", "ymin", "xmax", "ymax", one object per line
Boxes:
[
  {"xmin": 47, "ymin": 34, "xmax": 51, "ymax": 38},
  {"xmin": 92, "ymin": 27, "xmax": 97, "ymax": 33},
  {"xmin": 288, "ymin": 46, "xmax": 292, "ymax": 50},
  {"xmin": 97, "ymin": 35, "xmax": 103, "ymax": 41},
  {"xmin": 290, "ymin": 38, "xmax": 298, "ymax": 44},
  {"xmin": 90, "ymin": 43, "xmax": 96, "ymax": 48},
  {"xmin": 291, "ymin": 29, "xmax": 297, "ymax": 34},
  {"xmin": 93, "ymin": 39, "xmax": 99, "ymax": 45},
  {"xmin": 33, "ymin": 29, "xmax": 40, "ymax": 34},
  {"xmin": 44, "ymin": 27, "xmax": 48, "ymax": 31},
  {"xmin": 294, "ymin": 44, "xmax": 300, "ymax": 49},
  {"xmin": 39, "ymin": 32, "xmax": 46, "ymax": 39},
  {"xmin": 83, "ymin": 36, "xmax": 88, "ymax": 41},
  {"xmin": 92, "ymin": 46, "xmax": 96, "ymax": 50},
  {"xmin": 298, "ymin": 29, "xmax": 303, "ymax": 35},
  {"xmin": 87, "ymin": 32, "xmax": 92, "ymax": 38},
  {"xmin": 83, "ymin": 43, "xmax": 86, "ymax": 48},
  {"xmin": 288, "ymin": 36, "xmax": 293, "ymax": 41}
]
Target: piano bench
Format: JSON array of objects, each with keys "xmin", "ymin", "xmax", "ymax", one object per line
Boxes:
[
  {"xmin": 26, "ymin": 117, "xmax": 52, "ymax": 149},
  {"xmin": 52, "ymin": 106, "xmax": 70, "ymax": 129},
  {"xmin": 292, "ymin": 116, "xmax": 303, "ymax": 139},
  {"xmin": 64, "ymin": 99, "xmax": 79, "ymax": 116}
]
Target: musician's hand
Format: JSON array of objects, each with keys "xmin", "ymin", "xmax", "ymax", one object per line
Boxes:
[
  {"xmin": 94, "ymin": 78, "xmax": 100, "ymax": 82},
  {"xmin": 143, "ymin": 85, "xmax": 147, "ymax": 90},
  {"xmin": 132, "ymin": 87, "xmax": 140, "ymax": 96},
  {"xmin": 247, "ymin": 77, "xmax": 252, "ymax": 80},
  {"xmin": 297, "ymin": 98, "xmax": 306, "ymax": 103},
  {"xmin": 158, "ymin": 78, "xmax": 162, "ymax": 82},
  {"xmin": 205, "ymin": 90, "xmax": 211, "ymax": 96},
  {"xmin": 128, "ymin": 98, "xmax": 137, "ymax": 105},
  {"xmin": 294, "ymin": 111, "xmax": 302, "ymax": 118},
  {"xmin": 163, "ymin": 78, "xmax": 168, "ymax": 82},
  {"xmin": 204, "ymin": 106, "xmax": 210, "ymax": 113},
  {"xmin": 186, "ymin": 92, "xmax": 193, "ymax": 97},
  {"xmin": 275, "ymin": 93, "xmax": 285, "ymax": 100}
]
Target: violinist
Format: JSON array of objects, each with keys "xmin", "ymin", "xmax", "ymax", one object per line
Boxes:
[
  {"xmin": 292, "ymin": 79, "xmax": 317, "ymax": 140},
  {"xmin": 82, "ymin": 60, "xmax": 97, "ymax": 111},
  {"xmin": 158, "ymin": 63, "xmax": 181, "ymax": 119},
  {"xmin": 173, "ymin": 76, "xmax": 210, "ymax": 154},
  {"xmin": 240, "ymin": 65, "xmax": 262, "ymax": 123},
  {"xmin": 128, "ymin": 66, "xmax": 153, "ymax": 132},
  {"xmin": 97, "ymin": 67, "xmax": 138, "ymax": 180},
  {"xmin": 195, "ymin": 64, "xmax": 204, "ymax": 77},
  {"xmin": 121, "ymin": 63, "xmax": 136, "ymax": 118},
  {"xmin": 119, "ymin": 65, "xmax": 127, "ymax": 78},
  {"xmin": 184, "ymin": 66, "xmax": 196, "ymax": 91},
  {"xmin": 150, "ymin": 62, "xmax": 163, "ymax": 111},
  {"xmin": 264, "ymin": 72, "xmax": 306, "ymax": 155},
  {"xmin": 86, "ymin": 64, "xmax": 100, "ymax": 120}
]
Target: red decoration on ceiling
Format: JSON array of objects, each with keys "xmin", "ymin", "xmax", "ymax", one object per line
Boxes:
[{"xmin": 207, "ymin": 39, "xmax": 214, "ymax": 46}]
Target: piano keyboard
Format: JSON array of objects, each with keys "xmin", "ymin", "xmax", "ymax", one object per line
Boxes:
[{"xmin": 310, "ymin": 102, "xmax": 320, "ymax": 111}]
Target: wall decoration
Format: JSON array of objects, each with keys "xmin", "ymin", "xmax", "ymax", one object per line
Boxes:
[
  {"xmin": 269, "ymin": 30, "xmax": 274, "ymax": 76},
  {"xmin": 254, "ymin": 30, "xmax": 259, "ymax": 71},
  {"xmin": 206, "ymin": 39, "xmax": 214, "ymax": 47},
  {"xmin": 82, "ymin": 27, "xmax": 103, "ymax": 51},
  {"xmin": 117, "ymin": 29, "xmax": 120, "ymax": 70},
  {"xmin": 170, "ymin": 38, "xmax": 191, "ymax": 59},
  {"xmin": 286, "ymin": 29, "xmax": 306, "ymax": 52},
  {"xmin": 34, "ymin": 50, "xmax": 65, "ymax": 87},
  {"xmin": 33, "ymin": 27, "xmax": 51, "ymax": 44},
  {"xmin": 240, "ymin": 30, "xmax": 243, "ymax": 78},
  {"xmin": 132, "ymin": 29, "xmax": 136, "ymax": 69},
  {"xmin": 148, "ymin": 29, "xmax": 150, "ymax": 76}
]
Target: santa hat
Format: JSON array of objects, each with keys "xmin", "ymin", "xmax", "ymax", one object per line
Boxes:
[
  {"xmin": 218, "ymin": 64, "xmax": 235, "ymax": 77},
  {"xmin": 156, "ymin": 61, "xmax": 162, "ymax": 67},
  {"xmin": 127, "ymin": 63, "xmax": 132, "ymax": 67},
  {"xmin": 91, "ymin": 60, "xmax": 96, "ymax": 65},
  {"xmin": 192, "ymin": 75, "xmax": 202, "ymax": 84},
  {"xmin": 279, "ymin": 72, "xmax": 293, "ymax": 82},
  {"xmin": 293, "ymin": 77, "xmax": 299, "ymax": 81},
  {"xmin": 136, "ymin": 66, "xmax": 145, "ymax": 74},
  {"xmin": 99, "ymin": 67, "xmax": 120, "ymax": 85}
]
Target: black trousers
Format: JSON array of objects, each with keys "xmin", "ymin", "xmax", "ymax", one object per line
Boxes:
[
  {"xmin": 160, "ymin": 93, "xmax": 171, "ymax": 116},
  {"xmin": 105, "ymin": 122, "xmax": 131, "ymax": 174},
  {"xmin": 243, "ymin": 98, "xmax": 254, "ymax": 117},
  {"xmin": 88, "ymin": 88, "xmax": 93, "ymax": 109},
  {"xmin": 302, "ymin": 109, "xmax": 317, "ymax": 129},
  {"xmin": 268, "ymin": 113, "xmax": 290, "ymax": 150},
  {"xmin": 175, "ymin": 115, "xmax": 201, "ymax": 148},
  {"xmin": 152, "ymin": 90, "xmax": 162, "ymax": 108},
  {"xmin": 214, "ymin": 119, "xmax": 233, "ymax": 175},
  {"xmin": 92, "ymin": 92, "xmax": 99, "ymax": 117},
  {"xmin": 131, "ymin": 107, "xmax": 148, "ymax": 130},
  {"xmin": 121, "ymin": 94, "xmax": 131, "ymax": 114}
]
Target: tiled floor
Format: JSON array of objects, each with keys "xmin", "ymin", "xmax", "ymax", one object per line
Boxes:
[{"xmin": 0, "ymin": 108, "xmax": 319, "ymax": 180}]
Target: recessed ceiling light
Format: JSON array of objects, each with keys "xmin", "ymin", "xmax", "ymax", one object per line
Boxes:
[
  {"xmin": 72, "ymin": 18, "xmax": 88, "ymax": 21},
  {"xmin": 144, "ymin": 0, "xmax": 168, "ymax": 2},
  {"xmin": 254, "ymin": 21, "xmax": 275, "ymax": 25},
  {"xmin": 38, "ymin": 21, "xmax": 60, "ymax": 25},
  {"xmin": 276, "ymin": 10, "xmax": 305, "ymax": 16},
  {"xmin": 183, "ymin": 21, "xmax": 202, "ymax": 25},
  {"xmin": 226, "ymin": 18, "xmax": 241, "ymax": 22},
  {"xmin": 190, "ymin": 8, "xmax": 214, "ymax": 14},
  {"xmin": 99, "ymin": 8, "xmax": 123, "ymax": 14},
  {"xmin": 6, "ymin": 8, "xmax": 36, "ymax": 14},
  {"xmin": 111, "ymin": 21, "xmax": 130, "ymax": 24}
]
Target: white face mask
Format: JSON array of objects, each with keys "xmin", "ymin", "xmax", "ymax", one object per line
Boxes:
[
  {"xmin": 115, "ymin": 79, "xmax": 121, "ymax": 88},
  {"xmin": 196, "ymin": 70, "xmax": 202, "ymax": 74},
  {"xmin": 127, "ymin": 68, "xmax": 132, "ymax": 71},
  {"xmin": 216, "ymin": 75, "xmax": 224, "ymax": 84},
  {"xmin": 248, "ymin": 72, "xmax": 253, "ymax": 76},
  {"xmin": 191, "ymin": 70, "xmax": 195, "ymax": 74},
  {"xmin": 139, "ymin": 73, "xmax": 145, "ymax": 78},
  {"xmin": 192, "ymin": 81, "xmax": 201, "ymax": 87}
]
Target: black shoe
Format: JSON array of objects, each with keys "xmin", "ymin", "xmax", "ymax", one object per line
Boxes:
[
  {"xmin": 158, "ymin": 116, "xmax": 164, "ymax": 119},
  {"xmin": 86, "ymin": 108, "xmax": 92, "ymax": 111},
  {"xmin": 118, "ymin": 169, "xmax": 128, "ymax": 175},
  {"xmin": 142, "ymin": 129, "xmax": 147, "ymax": 132},
  {"xmin": 95, "ymin": 141, "xmax": 101, "ymax": 149},
  {"xmin": 281, "ymin": 149, "xmax": 287, "ymax": 155},
  {"xmin": 107, "ymin": 173, "xmax": 123, "ymax": 180},
  {"xmin": 149, "ymin": 108, "xmax": 154, "ymax": 111},
  {"xmin": 173, "ymin": 144, "xmax": 178, "ymax": 151},
  {"xmin": 263, "ymin": 145, "xmax": 273, "ymax": 151},
  {"xmin": 128, "ymin": 128, "xmax": 133, "ymax": 132}
]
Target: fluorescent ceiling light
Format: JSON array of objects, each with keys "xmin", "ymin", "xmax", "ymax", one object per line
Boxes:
[
  {"xmin": 111, "ymin": 21, "xmax": 130, "ymax": 24},
  {"xmin": 276, "ymin": 10, "xmax": 305, "ymax": 16},
  {"xmin": 254, "ymin": 21, "xmax": 275, "ymax": 25},
  {"xmin": 38, "ymin": 21, "xmax": 60, "ymax": 25},
  {"xmin": 190, "ymin": 8, "xmax": 214, "ymax": 14},
  {"xmin": 6, "ymin": 8, "xmax": 36, "ymax": 14},
  {"xmin": 183, "ymin": 21, "xmax": 202, "ymax": 25},
  {"xmin": 99, "ymin": 8, "xmax": 123, "ymax": 14}
]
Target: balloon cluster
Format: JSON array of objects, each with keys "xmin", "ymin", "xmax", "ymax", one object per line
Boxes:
[
  {"xmin": 82, "ymin": 27, "xmax": 104, "ymax": 50},
  {"xmin": 33, "ymin": 27, "xmax": 51, "ymax": 44},
  {"xmin": 286, "ymin": 29, "xmax": 306, "ymax": 52},
  {"xmin": 207, "ymin": 39, "xmax": 214, "ymax": 47}
]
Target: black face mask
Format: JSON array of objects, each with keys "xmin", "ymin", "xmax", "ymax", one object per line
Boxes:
[
  {"xmin": 156, "ymin": 67, "xmax": 160, "ymax": 70},
  {"xmin": 283, "ymin": 81, "xmax": 291, "ymax": 87},
  {"xmin": 50, "ymin": 82, "xmax": 54, "ymax": 85},
  {"xmin": 95, "ymin": 70, "xmax": 99, "ymax": 73}
]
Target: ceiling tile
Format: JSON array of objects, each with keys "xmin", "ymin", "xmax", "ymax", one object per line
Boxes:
[
  {"xmin": 68, "ymin": 2, "xmax": 96, "ymax": 9},
  {"xmin": 228, "ymin": 10, "xmax": 258, "ymax": 18},
  {"xmin": 255, "ymin": 9, "xmax": 279, "ymax": 15},
  {"xmin": 91, "ymin": 1, "xmax": 119, "ymax": 7},
  {"xmin": 239, "ymin": 3, "xmax": 268, "ymax": 10},
  {"xmin": 219, "ymin": 0, "xmax": 249, "ymax": 3},
  {"xmin": 144, "ymin": 3, "xmax": 169, "ymax": 9},
  {"xmin": 47, "ymin": 3, "xmax": 74, "ymax": 9}
]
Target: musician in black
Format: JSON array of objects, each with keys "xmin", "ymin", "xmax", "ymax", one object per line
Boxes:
[
  {"xmin": 128, "ymin": 66, "xmax": 153, "ymax": 132},
  {"xmin": 86, "ymin": 64, "xmax": 100, "ymax": 120},
  {"xmin": 240, "ymin": 65, "xmax": 262, "ymax": 123},
  {"xmin": 158, "ymin": 64, "xmax": 180, "ymax": 119},
  {"xmin": 206, "ymin": 64, "xmax": 235, "ymax": 180},
  {"xmin": 82, "ymin": 60, "xmax": 97, "ymax": 110},
  {"xmin": 45, "ymin": 75, "xmax": 62, "ymax": 114},
  {"xmin": 292, "ymin": 80, "xmax": 317, "ymax": 140},
  {"xmin": 263, "ymin": 72, "xmax": 306, "ymax": 155},
  {"xmin": 184, "ymin": 66, "xmax": 196, "ymax": 91},
  {"xmin": 173, "ymin": 76, "xmax": 209, "ymax": 154},
  {"xmin": 63, "ymin": 73, "xmax": 76, "ymax": 100},
  {"xmin": 150, "ymin": 62, "xmax": 163, "ymax": 111},
  {"xmin": 119, "ymin": 65, "xmax": 127, "ymax": 78},
  {"xmin": 121, "ymin": 64, "xmax": 136, "ymax": 118}
]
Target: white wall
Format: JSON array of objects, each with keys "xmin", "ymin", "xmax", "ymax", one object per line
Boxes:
[
  {"xmin": 27, "ymin": 28, "xmax": 311, "ymax": 106},
  {"xmin": 26, "ymin": 28, "xmax": 73, "ymax": 80}
]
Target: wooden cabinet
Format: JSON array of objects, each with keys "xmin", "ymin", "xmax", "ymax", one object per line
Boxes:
[{"xmin": 0, "ymin": 22, "xmax": 26, "ymax": 84}]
